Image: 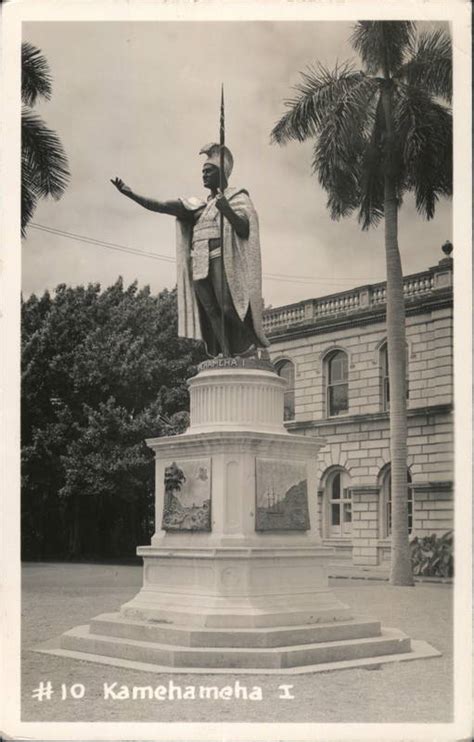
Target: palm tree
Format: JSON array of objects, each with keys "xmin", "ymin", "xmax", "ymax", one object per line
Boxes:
[
  {"xmin": 22, "ymin": 42, "xmax": 70, "ymax": 237},
  {"xmin": 271, "ymin": 22, "xmax": 452, "ymax": 585}
]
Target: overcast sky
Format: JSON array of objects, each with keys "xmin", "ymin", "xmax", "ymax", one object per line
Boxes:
[{"xmin": 22, "ymin": 20, "xmax": 452, "ymax": 307}]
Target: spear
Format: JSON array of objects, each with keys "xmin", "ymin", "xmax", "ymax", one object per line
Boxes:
[{"xmin": 219, "ymin": 84, "xmax": 226, "ymax": 355}]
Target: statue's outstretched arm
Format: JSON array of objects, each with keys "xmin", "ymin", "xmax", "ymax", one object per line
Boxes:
[{"xmin": 110, "ymin": 177, "xmax": 191, "ymax": 220}]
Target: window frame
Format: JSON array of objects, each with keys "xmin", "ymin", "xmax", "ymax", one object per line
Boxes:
[
  {"xmin": 326, "ymin": 349, "xmax": 349, "ymax": 417},
  {"xmin": 275, "ymin": 358, "xmax": 296, "ymax": 422},
  {"xmin": 325, "ymin": 468, "xmax": 352, "ymax": 539}
]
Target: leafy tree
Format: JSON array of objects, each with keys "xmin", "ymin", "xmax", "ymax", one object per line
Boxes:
[
  {"xmin": 21, "ymin": 42, "xmax": 70, "ymax": 236},
  {"xmin": 21, "ymin": 280, "xmax": 204, "ymax": 560},
  {"xmin": 271, "ymin": 22, "xmax": 452, "ymax": 584}
]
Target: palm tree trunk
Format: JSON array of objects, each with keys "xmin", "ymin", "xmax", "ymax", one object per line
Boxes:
[
  {"xmin": 384, "ymin": 176, "xmax": 413, "ymax": 586},
  {"xmin": 381, "ymin": 76, "xmax": 414, "ymax": 586}
]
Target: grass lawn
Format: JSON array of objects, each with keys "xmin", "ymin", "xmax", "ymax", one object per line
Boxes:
[{"xmin": 21, "ymin": 562, "xmax": 453, "ymax": 723}]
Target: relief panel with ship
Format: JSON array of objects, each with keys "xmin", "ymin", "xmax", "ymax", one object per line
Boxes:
[
  {"xmin": 255, "ymin": 459, "xmax": 310, "ymax": 531},
  {"xmin": 162, "ymin": 459, "xmax": 211, "ymax": 531}
]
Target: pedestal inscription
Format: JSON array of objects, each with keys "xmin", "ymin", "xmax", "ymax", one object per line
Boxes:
[{"xmin": 256, "ymin": 458, "xmax": 310, "ymax": 531}]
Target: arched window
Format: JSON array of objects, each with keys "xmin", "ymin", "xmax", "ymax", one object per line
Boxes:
[
  {"xmin": 325, "ymin": 468, "xmax": 351, "ymax": 538},
  {"xmin": 380, "ymin": 467, "xmax": 413, "ymax": 538},
  {"xmin": 275, "ymin": 359, "xmax": 295, "ymax": 421},
  {"xmin": 380, "ymin": 342, "xmax": 409, "ymax": 412},
  {"xmin": 326, "ymin": 350, "xmax": 348, "ymax": 417}
]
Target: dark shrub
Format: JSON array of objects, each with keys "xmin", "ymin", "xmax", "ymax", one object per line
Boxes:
[{"xmin": 410, "ymin": 530, "xmax": 454, "ymax": 578}]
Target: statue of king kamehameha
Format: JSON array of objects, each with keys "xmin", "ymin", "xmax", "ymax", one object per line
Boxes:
[{"xmin": 111, "ymin": 119, "xmax": 269, "ymax": 358}]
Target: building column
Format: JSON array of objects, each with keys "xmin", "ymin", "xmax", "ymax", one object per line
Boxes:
[{"xmin": 350, "ymin": 486, "xmax": 380, "ymax": 566}]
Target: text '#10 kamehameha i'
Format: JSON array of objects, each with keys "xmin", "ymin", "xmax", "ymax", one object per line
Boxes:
[{"xmin": 32, "ymin": 680, "xmax": 296, "ymax": 702}]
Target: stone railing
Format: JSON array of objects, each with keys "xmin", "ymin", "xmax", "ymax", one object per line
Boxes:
[
  {"xmin": 314, "ymin": 288, "xmax": 361, "ymax": 317},
  {"xmin": 369, "ymin": 271, "xmax": 434, "ymax": 305},
  {"xmin": 263, "ymin": 261, "xmax": 452, "ymax": 333},
  {"xmin": 264, "ymin": 303, "xmax": 307, "ymax": 331}
]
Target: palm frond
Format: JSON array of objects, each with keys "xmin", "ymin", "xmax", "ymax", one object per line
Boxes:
[
  {"xmin": 313, "ymin": 138, "xmax": 361, "ymax": 220},
  {"xmin": 21, "ymin": 107, "xmax": 70, "ymax": 199},
  {"xmin": 311, "ymin": 127, "xmax": 361, "ymax": 221},
  {"xmin": 397, "ymin": 29, "xmax": 452, "ymax": 102},
  {"xmin": 358, "ymin": 145, "xmax": 385, "ymax": 229},
  {"xmin": 21, "ymin": 179, "xmax": 39, "ymax": 238},
  {"xmin": 271, "ymin": 62, "xmax": 378, "ymax": 145},
  {"xmin": 351, "ymin": 21, "xmax": 415, "ymax": 76},
  {"xmin": 311, "ymin": 82, "xmax": 381, "ymax": 221},
  {"xmin": 272, "ymin": 60, "xmax": 381, "ymax": 221},
  {"xmin": 394, "ymin": 83, "xmax": 452, "ymax": 218},
  {"xmin": 270, "ymin": 21, "xmax": 451, "ymax": 233},
  {"xmin": 21, "ymin": 42, "xmax": 52, "ymax": 106},
  {"xmin": 357, "ymin": 96, "xmax": 386, "ymax": 229}
]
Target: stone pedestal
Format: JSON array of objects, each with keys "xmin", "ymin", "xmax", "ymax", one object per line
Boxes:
[
  {"xmin": 48, "ymin": 362, "xmax": 439, "ymax": 672},
  {"xmin": 120, "ymin": 364, "xmax": 350, "ymax": 628}
]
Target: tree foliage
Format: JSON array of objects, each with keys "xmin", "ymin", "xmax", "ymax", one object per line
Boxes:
[
  {"xmin": 21, "ymin": 42, "xmax": 70, "ymax": 237},
  {"xmin": 271, "ymin": 22, "xmax": 452, "ymax": 228},
  {"xmin": 21, "ymin": 279, "xmax": 206, "ymax": 560}
]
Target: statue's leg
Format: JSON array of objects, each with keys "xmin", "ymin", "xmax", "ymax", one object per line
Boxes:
[
  {"xmin": 194, "ymin": 276, "xmax": 230, "ymax": 356},
  {"xmin": 209, "ymin": 258, "xmax": 259, "ymax": 356}
]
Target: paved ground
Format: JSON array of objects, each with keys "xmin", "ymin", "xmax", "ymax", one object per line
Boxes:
[
  {"xmin": 21, "ymin": 562, "xmax": 453, "ymax": 723},
  {"xmin": 327, "ymin": 560, "xmax": 453, "ymax": 583}
]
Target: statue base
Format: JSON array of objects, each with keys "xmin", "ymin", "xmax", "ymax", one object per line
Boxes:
[{"xmin": 44, "ymin": 366, "xmax": 439, "ymax": 672}]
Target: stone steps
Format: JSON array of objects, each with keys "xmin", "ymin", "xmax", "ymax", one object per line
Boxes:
[
  {"xmin": 120, "ymin": 602, "xmax": 353, "ymax": 629},
  {"xmin": 60, "ymin": 622, "xmax": 410, "ymax": 670},
  {"xmin": 90, "ymin": 612, "xmax": 382, "ymax": 648}
]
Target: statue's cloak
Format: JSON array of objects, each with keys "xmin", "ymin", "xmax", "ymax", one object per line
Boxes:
[{"xmin": 175, "ymin": 187, "xmax": 269, "ymax": 351}]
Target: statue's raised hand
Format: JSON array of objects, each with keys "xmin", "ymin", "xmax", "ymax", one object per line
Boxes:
[{"xmin": 111, "ymin": 177, "xmax": 132, "ymax": 197}]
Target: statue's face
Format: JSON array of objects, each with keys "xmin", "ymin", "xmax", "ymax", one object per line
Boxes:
[{"xmin": 202, "ymin": 163, "xmax": 220, "ymax": 190}]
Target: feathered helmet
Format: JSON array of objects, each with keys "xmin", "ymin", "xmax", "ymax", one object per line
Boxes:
[{"xmin": 199, "ymin": 143, "xmax": 234, "ymax": 180}]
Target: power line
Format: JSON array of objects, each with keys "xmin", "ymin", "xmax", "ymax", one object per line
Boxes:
[
  {"xmin": 29, "ymin": 222, "xmax": 385, "ymax": 286},
  {"xmin": 30, "ymin": 223, "xmax": 175, "ymax": 263}
]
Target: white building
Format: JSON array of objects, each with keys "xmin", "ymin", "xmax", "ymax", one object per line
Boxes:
[{"xmin": 264, "ymin": 247, "xmax": 454, "ymax": 566}]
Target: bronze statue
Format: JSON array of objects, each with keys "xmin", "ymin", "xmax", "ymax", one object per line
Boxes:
[{"xmin": 111, "ymin": 143, "xmax": 269, "ymax": 358}]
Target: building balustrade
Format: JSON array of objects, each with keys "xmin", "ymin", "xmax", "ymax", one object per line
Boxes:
[{"xmin": 263, "ymin": 259, "xmax": 451, "ymax": 333}]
